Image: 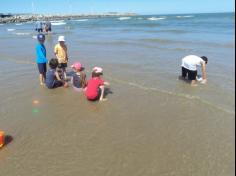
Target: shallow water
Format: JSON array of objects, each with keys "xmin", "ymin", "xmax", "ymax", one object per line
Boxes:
[{"xmin": 0, "ymin": 13, "xmax": 235, "ymax": 176}]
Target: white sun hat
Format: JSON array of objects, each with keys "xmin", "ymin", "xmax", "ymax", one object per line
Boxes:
[
  {"xmin": 92, "ymin": 67, "xmax": 103, "ymax": 74},
  {"xmin": 58, "ymin": 36, "xmax": 65, "ymax": 42}
]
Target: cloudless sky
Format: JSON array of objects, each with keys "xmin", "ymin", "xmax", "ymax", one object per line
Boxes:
[{"xmin": 0, "ymin": 0, "xmax": 235, "ymax": 14}]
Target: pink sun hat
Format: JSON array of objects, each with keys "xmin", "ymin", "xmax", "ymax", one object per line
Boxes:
[
  {"xmin": 92, "ymin": 67, "xmax": 103, "ymax": 74},
  {"xmin": 71, "ymin": 62, "xmax": 82, "ymax": 70}
]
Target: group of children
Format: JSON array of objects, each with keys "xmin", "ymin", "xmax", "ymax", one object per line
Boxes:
[{"xmin": 35, "ymin": 33, "xmax": 110, "ymax": 102}]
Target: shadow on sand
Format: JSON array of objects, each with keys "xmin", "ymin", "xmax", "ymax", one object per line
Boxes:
[{"xmin": 0, "ymin": 135, "xmax": 13, "ymax": 150}]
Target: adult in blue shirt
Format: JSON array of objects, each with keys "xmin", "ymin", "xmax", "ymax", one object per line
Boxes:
[{"xmin": 36, "ymin": 34, "xmax": 48, "ymax": 85}]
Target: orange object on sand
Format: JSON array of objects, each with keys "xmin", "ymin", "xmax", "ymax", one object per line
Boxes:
[{"xmin": 0, "ymin": 131, "xmax": 5, "ymax": 148}]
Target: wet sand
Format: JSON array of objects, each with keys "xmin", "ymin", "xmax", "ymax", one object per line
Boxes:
[{"xmin": 0, "ymin": 61, "xmax": 235, "ymax": 176}]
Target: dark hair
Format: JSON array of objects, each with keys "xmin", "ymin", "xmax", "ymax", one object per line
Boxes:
[
  {"xmin": 49, "ymin": 58, "xmax": 59, "ymax": 69},
  {"xmin": 92, "ymin": 71, "xmax": 103, "ymax": 78},
  {"xmin": 201, "ymin": 56, "xmax": 208, "ymax": 64}
]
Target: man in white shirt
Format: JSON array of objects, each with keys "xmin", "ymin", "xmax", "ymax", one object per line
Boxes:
[{"xmin": 181, "ymin": 55, "xmax": 208, "ymax": 86}]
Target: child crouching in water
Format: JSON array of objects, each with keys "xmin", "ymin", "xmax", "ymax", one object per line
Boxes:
[
  {"xmin": 85, "ymin": 67, "xmax": 110, "ymax": 102},
  {"xmin": 45, "ymin": 58, "xmax": 68, "ymax": 89},
  {"xmin": 71, "ymin": 62, "xmax": 87, "ymax": 91}
]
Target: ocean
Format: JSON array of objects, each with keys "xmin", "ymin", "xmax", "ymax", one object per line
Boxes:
[{"xmin": 0, "ymin": 12, "xmax": 235, "ymax": 176}]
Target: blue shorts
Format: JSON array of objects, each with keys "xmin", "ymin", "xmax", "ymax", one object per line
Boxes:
[{"xmin": 37, "ymin": 63, "xmax": 47, "ymax": 74}]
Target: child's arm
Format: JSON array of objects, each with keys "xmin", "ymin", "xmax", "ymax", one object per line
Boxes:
[
  {"xmin": 201, "ymin": 62, "xmax": 207, "ymax": 84},
  {"xmin": 99, "ymin": 85, "xmax": 106, "ymax": 101},
  {"xmin": 104, "ymin": 82, "xmax": 110, "ymax": 86},
  {"xmin": 54, "ymin": 46, "xmax": 59, "ymax": 59},
  {"xmin": 70, "ymin": 76, "xmax": 73, "ymax": 85},
  {"xmin": 55, "ymin": 71, "xmax": 63, "ymax": 81},
  {"xmin": 65, "ymin": 46, "xmax": 69, "ymax": 61}
]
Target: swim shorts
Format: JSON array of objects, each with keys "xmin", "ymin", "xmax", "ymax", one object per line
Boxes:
[
  {"xmin": 37, "ymin": 63, "xmax": 47, "ymax": 74},
  {"xmin": 182, "ymin": 67, "xmax": 197, "ymax": 81}
]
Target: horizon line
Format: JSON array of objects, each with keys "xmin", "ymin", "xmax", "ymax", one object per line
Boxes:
[{"xmin": 0, "ymin": 11, "xmax": 235, "ymax": 15}]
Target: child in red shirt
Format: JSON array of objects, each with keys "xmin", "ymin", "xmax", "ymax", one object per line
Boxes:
[{"xmin": 85, "ymin": 67, "xmax": 110, "ymax": 101}]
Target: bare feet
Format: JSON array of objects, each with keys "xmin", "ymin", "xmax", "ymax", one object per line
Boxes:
[{"xmin": 100, "ymin": 98, "xmax": 108, "ymax": 102}]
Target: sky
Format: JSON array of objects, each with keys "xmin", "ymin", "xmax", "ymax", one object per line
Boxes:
[{"xmin": 0, "ymin": 0, "xmax": 235, "ymax": 15}]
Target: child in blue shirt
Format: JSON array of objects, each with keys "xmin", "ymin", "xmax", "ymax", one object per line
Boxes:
[{"xmin": 35, "ymin": 34, "xmax": 48, "ymax": 85}]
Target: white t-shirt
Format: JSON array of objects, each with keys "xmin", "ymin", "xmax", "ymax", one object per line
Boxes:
[{"xmin": 181, "ymin": 55, "xmax": 205, "ymax": 71}]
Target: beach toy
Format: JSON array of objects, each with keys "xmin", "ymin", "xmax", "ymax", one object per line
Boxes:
[
  {"xmin": 32, "ymin": 108, "xmax": 39, "ymax": 114},
  {"xmin": 33, "ymin": 100, "xmax": 39, "ymax": 105},
  {"xmin": 0, "ymin": 131, "xmax": 5, "ymax": 148}
]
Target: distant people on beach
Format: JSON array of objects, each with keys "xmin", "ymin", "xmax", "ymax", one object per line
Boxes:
[
  {"xmin": 35, "ymin": 21, "xmax": 43, "ymax": 33},
  {"xmin": 54, "ymin": 36, "xmax": 69, "ymax": 79},
  {"xmin": 71, "ymin": 62, "xmax": 87, "ymax": 91},
  {"xmin": 45, "ymin": 58, "xmax": 68, "ymax": 89},
  {"xmin": 44, "ymin": 21, "xmax": 52, "ymax": 33},
  {"xmin": 35, "ymin": 34, "xmax": 48, "ymax": 85},
  {"xmin": 85, "ymin": 67, "xmax": 110, "ymax": 102},
  {"xmin": 181, "ymin": 55, "xmax": 208, "ymax": 86}
]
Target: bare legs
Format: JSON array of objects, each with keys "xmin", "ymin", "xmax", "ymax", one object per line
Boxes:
[{"xmin": 39, "ymin": 73, "xmax": 46, "ymax": 85}]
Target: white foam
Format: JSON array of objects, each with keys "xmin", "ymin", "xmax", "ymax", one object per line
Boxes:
[
  {"xmin": 74, "ymin": 19, "xmax": 89, "ymax": 22},
  {"xmin": 15, "ymin": 23, "xmax": 23, "ymax": 25},
  {"xmin": 32, "ymin": 35, "xmax": 37, "ymax": 39},
  {"xmin": 51, "ymin": 22, "xmax": 67, "ymax": 26},
  {"xmin": 7, "ymin": 29, "xmax": 16, "ymax": 32},
  {"xmin": 196, "ymin": 76, "xmax": 203, "ymax": 82},
  {"xmin": 14, "ymin": 32, "xmax": 31, "ymax": 36},
  {"xmin": 176, "ymin": 15, "xmax": 194, "ymax": 18},
  {"xmin": 118, "ymin": 17, "xmax": 131, "ymax": 21},
  {"xmin": 147, "ymin": 17, "xmax": 166, "ymax": 21}
]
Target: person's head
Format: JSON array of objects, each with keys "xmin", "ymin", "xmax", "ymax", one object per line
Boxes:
[
  {"xmin": 92, "ymin": 67, "xmax": 103, "ymax": 78},
  {"xmin": 37, "ymin": 34, "xmax": 45, "ymax": 44},
  {"xmin": 201, "ymin": 56, "xmax": 208, "ymax": 64},
  {"xmin": 49, "ymin": 58, "xmax": 59, "ymax": 69},
  {"xmin": 71, "ymin": 62, "xmax": 83, "ymax": 72},
  {"xmin": 58, "ymin": 36, "xmax": 65, "ymax": 46}
]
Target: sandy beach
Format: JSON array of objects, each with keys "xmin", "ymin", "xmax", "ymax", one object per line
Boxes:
[{"xmin": 0, "ymin": 13, "xmax": 235, "ymax": 176}]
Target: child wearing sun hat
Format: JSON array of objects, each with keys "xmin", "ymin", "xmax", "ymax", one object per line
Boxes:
[
  {"xmin": 85, "ymin": 67, "xmax": 110, "ymax": 101},
  {"xmin": 54, "ymin": 36, "xmax": 69, "ymax": 79},
  {"xmin": 71, "ymin": 62, "xmax": 87, "ymax": 91}
]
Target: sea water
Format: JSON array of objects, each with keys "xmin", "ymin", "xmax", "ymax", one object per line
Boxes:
[{"xmin": 0, "ymin": 13, "xmax": 235, "ymax": 176}]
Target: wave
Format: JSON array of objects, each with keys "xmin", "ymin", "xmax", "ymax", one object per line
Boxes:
[
  {"xmin": 140, "ymin": 38, "xmax": 175, "ymax": 44},
  {"xmin": 176, "ymin": 15, "xmax": 194, "ymax": 18},
  {"xmin": 14, "ymin": 32, "xmax": 31, "ymax": 36},
  {"xmin": 118, "ymin": 17, "xmax": 131, "ymax": 21},
  {"xmin": 51, "ymin": 22, "xmax": 67, "ymax": 26},
  {"xmin": 7, "ymin": 29, "xmax": 16, "ymax": 32},
  {"xmin": 15, "ymin": 23, "xmax": 23, "ymax": 25},
  {"xmin": 158, "ymin": 29, "xmax": 188, "ymax": 34},
  {"xmin": 73, "ymin": 19, "xmax": 89, "ymax": 22},
  {"xmin": 147, "ymin": 17, "xmax": 166, "ymax": 21}
]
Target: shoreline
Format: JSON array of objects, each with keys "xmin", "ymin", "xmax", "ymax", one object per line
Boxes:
[{"xmin": 0, "ymin": 13, "xmax": 137, "ymax": 24}]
